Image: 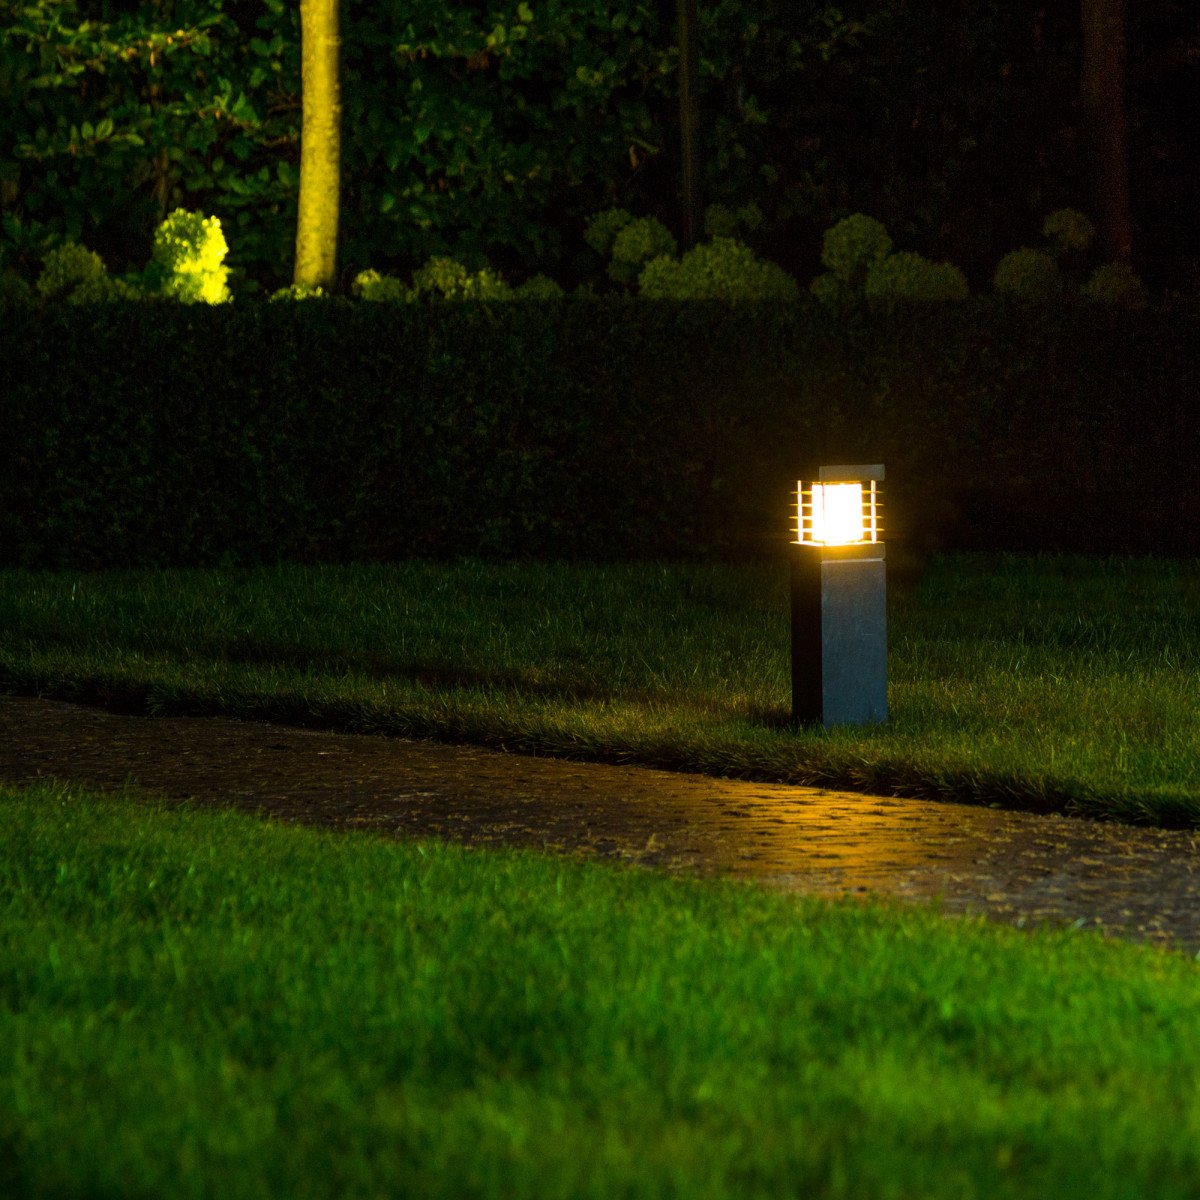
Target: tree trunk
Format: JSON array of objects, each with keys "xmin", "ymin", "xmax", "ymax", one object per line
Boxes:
[
  {"xmin": 677, "ymin": 0, "xmax": 702, "ymax": 251},
  {"xmin": 294, "ymin": 0, "xmax": 341, "ymax": 288},
  {"xmin": 1080, "ymin": 0, "xmax": 1133, "ymax": 261}
]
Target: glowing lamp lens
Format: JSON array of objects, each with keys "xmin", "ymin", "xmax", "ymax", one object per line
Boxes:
[{"xmin": 811, "ymin": 482, "xmax": 864, "ymax": 545}]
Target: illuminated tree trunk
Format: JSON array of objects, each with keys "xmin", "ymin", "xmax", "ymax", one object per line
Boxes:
[
  {"xmin": 294, "ymin": 0, "xmax": 341, "ymax": 288},
  {"xmin": 1080, "ymin": 0, "xmax": 1133, "ymax": 261},
  {"xmin": 677, "ymin": 0, "xmax": 702, "ymax": 251}
]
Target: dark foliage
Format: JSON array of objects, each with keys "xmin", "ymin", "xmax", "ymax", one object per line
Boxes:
[
  {"xmin": 2, "ymin": 299, "xmax": 1197, "ymax": 568},
  {"xmin": 2, "ymin": 0, "xmax": 1196, "ymax": 291}
]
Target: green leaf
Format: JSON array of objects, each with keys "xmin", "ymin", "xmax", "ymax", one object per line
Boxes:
[{"xmin": 379, "ymin": 193, "xmax": 396, "ymax": 213}]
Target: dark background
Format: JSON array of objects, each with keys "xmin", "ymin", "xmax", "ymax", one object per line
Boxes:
[{"xmin": 2, "ymin": 0, "xmax": 1196, "ymax": 293}]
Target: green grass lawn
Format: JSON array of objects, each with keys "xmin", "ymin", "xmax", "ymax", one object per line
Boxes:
[
  {"xmin": 3, "ymin": 781, "xmax": 1200, "ymax": 1200},
  {"xmin": 1, "ymin": 554, "xmax": 1198, "ymax": 825}
]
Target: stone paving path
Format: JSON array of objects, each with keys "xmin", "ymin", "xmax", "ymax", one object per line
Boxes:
[{"xmin": 3, "ymin": 694, "xmax": 1199, "ymax": 953}]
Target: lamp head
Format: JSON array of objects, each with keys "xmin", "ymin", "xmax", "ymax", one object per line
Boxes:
[{"xmin": 794, "ymin": 464, "xmax": 884, "ymax": 547}]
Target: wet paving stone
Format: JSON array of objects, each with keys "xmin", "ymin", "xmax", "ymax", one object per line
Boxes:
[{"xmin": 2, "ymin": 694, "xmax": 1199, "ymax": 953}]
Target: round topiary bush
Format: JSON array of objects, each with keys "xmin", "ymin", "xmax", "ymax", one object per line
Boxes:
[
  {"xmin": 1081, "ymin": 262, "xmax": 1149, "ymax": 309},
  {"xmin": 351, "ymin": 269, "xmax": 416, "ymax": 303},
  {"xmin": 638, "ymin": 237, "xmax": 799, "ymax": 301},
  {"xmin": 268, "ymin": 283, "xmax": 327, "ymax": 302},
  {"xmin": 412, "ymin": 256, "xmax": 512, "ymax": 300},
  {"xmin": 992, "ymin": 248, "xmax": 1063, "ymax": 302},
  {"xmin": 36, "ymin": 243, "xmax": 109, "ymax": 301},
  {"xmin": 820, "ymin": 214, "xmax": 894, "ymax": 285},
  {"xmin": 36, "ymin": 243, "xmax": 139, "ymax": 303},
  {"xmin": 609, "ymin": 216, "xmax": 677, "ymax": 284},
  {"xmin": 512, "ymin": 273, "xmax": 565, "ymax": 300},
  {"xmin": 583, "ymin": 208, "xmax": 634, "ymax": 257},
  {"xmin": 864, "ymin": 251, "xmax": 970, "ymax": 307},
  {"xmin": 149, "ymin": 209, "xmax": 230, "ymax": 304},
  {"xmin": 1043, "ymin": 208, "xmax": 1096, "ymax": 254}
]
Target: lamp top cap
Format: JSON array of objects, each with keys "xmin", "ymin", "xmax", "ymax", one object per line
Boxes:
[{"xmin": 816, "ymin": 463, "xmax": 885, "ymax": 483}]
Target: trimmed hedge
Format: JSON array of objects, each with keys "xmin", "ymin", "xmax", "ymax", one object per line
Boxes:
[{"xmin": 2, "ymin": 299, "xmax": 1197, "ymax": 568}]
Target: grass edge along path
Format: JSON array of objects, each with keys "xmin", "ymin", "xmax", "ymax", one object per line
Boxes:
[
  {"xmin": 3, "ymin": 781, "xmax": 1200, "ymax": 1200},
  {"xmin": 1, "ymin": 555, "xmax": 1198, "ymax": 828},
  {"xmin": 0, "ymin": 660, "xmax": 1126, "ymax": 820}
]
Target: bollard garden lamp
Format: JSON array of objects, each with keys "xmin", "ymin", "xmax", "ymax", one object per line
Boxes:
[{"xmin": 790, "ymin": 464, "xmax": 887, "ymax": 728}]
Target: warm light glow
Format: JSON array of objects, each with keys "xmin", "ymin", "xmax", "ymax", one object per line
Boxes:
[
  {"xmin": 795, "ymin": 478, "xmax": 881, "ymax": 546},
  {"xmin": 812, "ymin": 483, "xmax": 864, "ymax": 544}
]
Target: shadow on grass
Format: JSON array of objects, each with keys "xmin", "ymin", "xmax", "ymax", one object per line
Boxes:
[{"xmin": 213, "ymin": 641, "xmax": 637, "ymax": 704}]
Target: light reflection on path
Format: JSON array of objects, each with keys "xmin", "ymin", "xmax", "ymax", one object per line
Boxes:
[{"xmin": 2, "ymin": 695, "xmax": 1198, "ymax": 953}]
